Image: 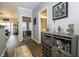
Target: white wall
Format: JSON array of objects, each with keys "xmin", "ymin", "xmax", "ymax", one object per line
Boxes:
[
  {"xmin": 52, "ymin": 2, "xmax": 79, "ymax": 35},
  {"xmin": 32, "ymin": 2, "xmax": 79, "ymax": 44},
  {"xmin": 18, "ymin": 7, "xmax": 32, "ymax": 41}
]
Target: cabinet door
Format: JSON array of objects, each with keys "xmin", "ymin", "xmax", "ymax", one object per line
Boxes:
[{"xmin": 52, "ymin": 47, "xmax": 70, "ymax": 57}]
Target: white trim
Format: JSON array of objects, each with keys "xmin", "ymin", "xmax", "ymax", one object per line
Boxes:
[
  {"xmin": 32, "ymin": 39, "xmax": 41, "ymax": 44},
  {"xmin": 1, "ymin": 47, "xmax": 6, "ymax": 57},
  {"xmin": 31, "ymin": 16, "xmax": 33, "ymax": 39},
  {"xmin": 38, "ymin": 6, "xmax": 48, "ymax": 44},
  {"xmin": 18, "ymin": 7, "xmax": 32, "ymax": 13}
]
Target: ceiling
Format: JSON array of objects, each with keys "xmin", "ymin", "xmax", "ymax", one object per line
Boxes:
[
  {"xmin": 0, "ymin": 2, "xmax": 40, "ymax": 10},
  {"xmin": 0, "ymin": 2, "xmax": 40, "ymax": 18}
]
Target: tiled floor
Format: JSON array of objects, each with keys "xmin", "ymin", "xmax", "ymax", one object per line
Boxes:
[{"xmin": 5, "ymin": 34, "xmax": 42, "ymax": 57}]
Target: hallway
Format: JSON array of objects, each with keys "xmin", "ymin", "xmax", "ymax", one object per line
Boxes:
[{"xmin": 5, "ymin": 35, "xmax": 42, "ymax": 57}]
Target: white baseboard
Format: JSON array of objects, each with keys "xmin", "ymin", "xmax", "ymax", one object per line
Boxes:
[
  {"xmin": 32, "ymin": 39, "xmax": 41, "ymax": 44},
  {"xmin": 1, "ymin": 47, "xmax": 6, "ymax": 57}
]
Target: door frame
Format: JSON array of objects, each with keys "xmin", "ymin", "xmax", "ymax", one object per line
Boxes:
[
  {"xmin": 38, "ymin": 6, "xmax": 48, "ymax": 43},
  {"xmin": 22, "ymin": 16, "xmax": 32, "ymax": 39}
]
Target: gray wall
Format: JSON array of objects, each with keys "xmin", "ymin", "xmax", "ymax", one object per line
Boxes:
[
  {"xmin": 32, "ymin": 2, "xmax": 49, "ymax": 43},
  {"xmin": 32, "ymin": 2, "xmax": 79, "ymax": 44}
]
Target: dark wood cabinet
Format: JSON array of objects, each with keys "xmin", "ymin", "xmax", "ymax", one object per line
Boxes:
[
  {"xmin": 41, "ymin": 32, "xmax": 52, "ymax": 57},
  {"xmin": 41, "ymin": 32, "xmax": 79, "ymax": 57}
]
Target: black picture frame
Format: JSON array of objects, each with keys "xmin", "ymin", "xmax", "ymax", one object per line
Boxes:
[
  {"xmin": 33, "ymin": 17, "xmax": 36, "ymax": 25},
  {"xmin": 53, "ymin": 2, "xmax": 68, "ymax": 20}
]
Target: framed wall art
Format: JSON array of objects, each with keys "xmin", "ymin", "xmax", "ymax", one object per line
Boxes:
[
  {"xmin": 53, "ymin": 2, "xmax": 68, "ymax": 20},
  {"xmin": 33, "ymin": 17, "xmax": 36, "ymax": 25}
]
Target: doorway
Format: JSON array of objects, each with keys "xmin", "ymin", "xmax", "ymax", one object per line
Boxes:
[
  {"xmin": 22, "ymin": 17, "xmax": 31, "ymax": 40},
  {"xmin": 40, "ymin": 9, "xmax": 47, "ymax": 32},
  {"xmin": 39, "ymin": 8, "xmax": 47, "ymax": 43}
]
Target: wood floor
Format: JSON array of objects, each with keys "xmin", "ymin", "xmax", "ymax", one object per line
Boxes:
[
  {"xmin": 4, "ymin": 34, "xmax": 42, "ymax": 57},
  {"xmin": 21, "ymin": 39, "xmax": 42, "ymax": 57}
]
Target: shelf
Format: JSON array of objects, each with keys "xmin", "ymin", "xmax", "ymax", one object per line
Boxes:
[
  {"xmin": 52, "ymin": 46, "xmax": 71, "ymax": 57},
  {"xmin": 52, "ymin": 33, "xmax": 73, "ymax": 38},
  {"xmin": 53, "ymin": 36, "xmax": 71, "ymax": 41},
  {"xmin": 42, "ymin": 40, "xmax": 51, "ymax": 46},
  {"xmin": 42, "ymin": 32, "xmax": 78, "ymax": 57},
  {"xmin": 44, "ymin": 34, "xmax": 51, "ymax": 38}
]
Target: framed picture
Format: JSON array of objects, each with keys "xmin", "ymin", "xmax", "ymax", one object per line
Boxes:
[
  {"xmin": 53, "ymin": 2, "xmax": 68, "ymax": 20},
  {"xmin": 33, "ymin": 17, "xmax": 36, "ymax": 25}
]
